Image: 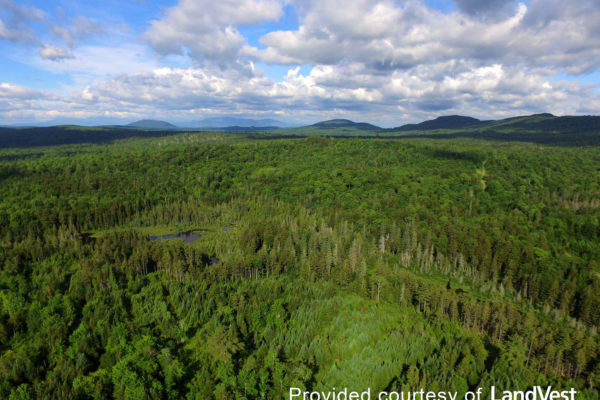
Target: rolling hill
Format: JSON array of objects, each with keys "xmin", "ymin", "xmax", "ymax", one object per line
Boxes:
[
  {"xmin": 387, "ymin": 113, "xmax": 600, "ymax": 135},
  {"xmin": 479, "ymin": 113, "xmax": 600, "ymax": 133},
  {"xmin": 394, "ymin": 115, "xmax": 482, "ymax": 131},
  {"xmin": 284, "ymin": 119, "xmax": 382, "ymax": 136},
  {"xmin": 127, "ymin": 119, "xmax": 177, "ymax": 129},
  {"xmin": 310, "ymin": 119, "xmax": 380, "ymax": 131}
]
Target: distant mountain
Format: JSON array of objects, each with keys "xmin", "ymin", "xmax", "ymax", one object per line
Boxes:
[
  {"xmin": 282, "ymin": 113, "xmax": 600, "ymax": 141},
  {"xmin": 378, "ymin": 113, "xmax": 600, "ymax": 145},
  {"xmin": 395, "ymin": 115, "xmax": 482, "ymax": 131},
  {"xmin": 283, "ymin": 119, "xmax": 382, "ymax": 136},
  {"xmin": 180, "ymin": 117, "xmax": 291, "ymax": 128},
  {"xmin": 390, "ymin": 113, "xmax": 600, "ymax": 134},
  {"xmin": 482, "ymin": 113, "xmax": 556, "ymax": 129},
  {"xmin": 481, "ymin": 113, "xmax": 600, "ymax": 133},
  {"xmin": 127, "ymin": 119, "xmax": 177, "ymax": 129},
  {"xmin": 310, "ymin": 119, "xmax": 381, "ymax": 131}
]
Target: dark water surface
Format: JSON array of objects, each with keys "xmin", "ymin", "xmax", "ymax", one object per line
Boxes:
[{"xmin": 149, "ymin": 231, "xmax": 202, "ymax": 244}]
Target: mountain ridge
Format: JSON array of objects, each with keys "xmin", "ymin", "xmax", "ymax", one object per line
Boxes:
[
  {"xmin": 394, "ymin": 115, "xmax": 482, "ymax": 131},
  {"xmin": 127, "ymin": 119, "xmax": 177, "ymax": 129},
  {"xmin": 2, "ymin": 114, "xmax": 600, "ymax": 148},
  {"xmin": 310, "ymin": 119, "xmax": 381, "ymax": 131}
]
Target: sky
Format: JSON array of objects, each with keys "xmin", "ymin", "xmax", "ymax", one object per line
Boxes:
[{"xmin": 0, "ymin": 0, "xmax": 599, "ymax": 127}]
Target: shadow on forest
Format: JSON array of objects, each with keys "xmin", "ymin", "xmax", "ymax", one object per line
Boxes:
[
  {"xmin": 247, "ymin": 129, "xmax": 600, "ymax": 146},
  {"xmin": 0, "ymin": 165, "xmax": 22, "ymax": 181},
  {"xmin": 355, "ymin": 131, "xmax": 600, "ymax": 146},
  {"xmin": 0, "ymin": 126, "xmax": 186, "ymax": 148},
  {"xmin": 0, "ymin": 152, "xmax": 44, "ymax": 161},
  {"xmin": 389, "ymin": 130, "xmax": 600, "ymax": 146}
]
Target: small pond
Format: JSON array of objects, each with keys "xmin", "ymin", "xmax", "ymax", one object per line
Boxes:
[{"xmin": 149, "ymin": 231, "xmax": 201, "ymax": 244}]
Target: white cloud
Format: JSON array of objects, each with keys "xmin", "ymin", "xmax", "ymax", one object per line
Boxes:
[
  {"xmin": 144, "ymin": 0, "xmax": 283, "ymax": 63},
  {"xmin": 39, "ymin": 44, "xmax": 74, "ymax": 61},
  {"xmin": 246, "ymin": 0, "xmax": 600, "ymax": 75},
  {"xmin": 1, "ymin": 0, "xmax": 599, "ymax": 124},
  {"xmin": 0, "ymin": 82, "xmax": 52, "ymax": 99},
  {"xmin": 0, "ymin": 82, "xmax": 58, "ymax": 117},
  {"xmin": 1, "ymin": 61, "xmax": 586, "ymax": 125}
]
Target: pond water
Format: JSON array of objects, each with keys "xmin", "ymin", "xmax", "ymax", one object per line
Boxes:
[{"xmin": 149, "ymin": 231, "xmax": 201, "ymax": 244}]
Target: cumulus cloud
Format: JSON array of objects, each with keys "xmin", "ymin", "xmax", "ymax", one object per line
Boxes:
[
  {"xmin": 245, "ymin": 0, "xmax": 600, "ymax": 75},
  {"xmin": 1, "ymin": 58, "xmax": 598, "ymax": 125},
  {"xmin": 7, "ymin": 60, "xmax": 581, "ymax": 125},
  {"xmin": 0, "ymin": 82, "xmax": 51, "ymax": 99},
  {"xmin": 144, "ymin": 0, "xmax": 283, "ymax": 63},
  {"xmin": 1, "ymin": 0, "xmax": 599, "ymax": 125},
  {"xmin": 39, "ymin": 44, "xmax": 74, "ymax": 61},
  {"xmin": 0, "ymin": 82, "xmax": 58, "ymax": 117}
]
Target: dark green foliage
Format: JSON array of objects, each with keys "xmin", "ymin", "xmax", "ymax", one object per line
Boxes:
[
  {"xmin": 127, "ymin": 120, "xmax": 177, "ymax": 129},
  {"xmin": 0, "ymin": 130, "xmax": 599, "ymax": 398},
  {"xmin": 309, "ymin": 119, "xmax": 381, "ymax": 131},
  {"xmin": 393, "ymin": 115, "xmax": 482, "ymax": 131},
  {"xmin": 0, "ymin": 126, "xmax": 186, "ymax": 148}
]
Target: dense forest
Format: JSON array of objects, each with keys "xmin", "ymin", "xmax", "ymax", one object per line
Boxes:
[{"xmin": 1, "ymin": 129, "xmax": 599, "ymax": 399}]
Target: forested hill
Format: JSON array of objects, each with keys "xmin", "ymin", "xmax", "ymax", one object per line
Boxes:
[
  {"xmin": 388, "ymin": 114, "xmax": 600, "ymax": 133},
  {"xmin": 479, "ymin": 113, "xmax": 600, "ymax": 134},
  {"xmin": 394, "ymin": 115, "xmax": 483, "ymax": 131},
  {"xmin": 280, "ymin": 114, "xmax": 600, "ymax": 140},
  {"xmin": 126, "ymin": 119, "xmax": 177, "ymax": 129},
  {"xmin": 380, "ymin": 114, "xmax": 600, "ymax": 145},
  {"xmin": 311, "ymin": 119, "xmax": 381, "ymax": 131},
  {"xmin": 283, "ymin": 119, "xmax": 382, "ymax": 136},
  {"xmin": 387, "ymin": 113, "xmax": 600, "ymax": 134}
]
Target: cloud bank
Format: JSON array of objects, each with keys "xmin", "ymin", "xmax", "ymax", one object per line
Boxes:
[{"xmin": 0, "ymin": 0, "xmax": 598, "ymax": 125}]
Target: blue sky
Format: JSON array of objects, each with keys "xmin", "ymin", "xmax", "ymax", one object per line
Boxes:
[{"xmin": 0, "ymin": 0, "xmax": 598, "ymax": 126}]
